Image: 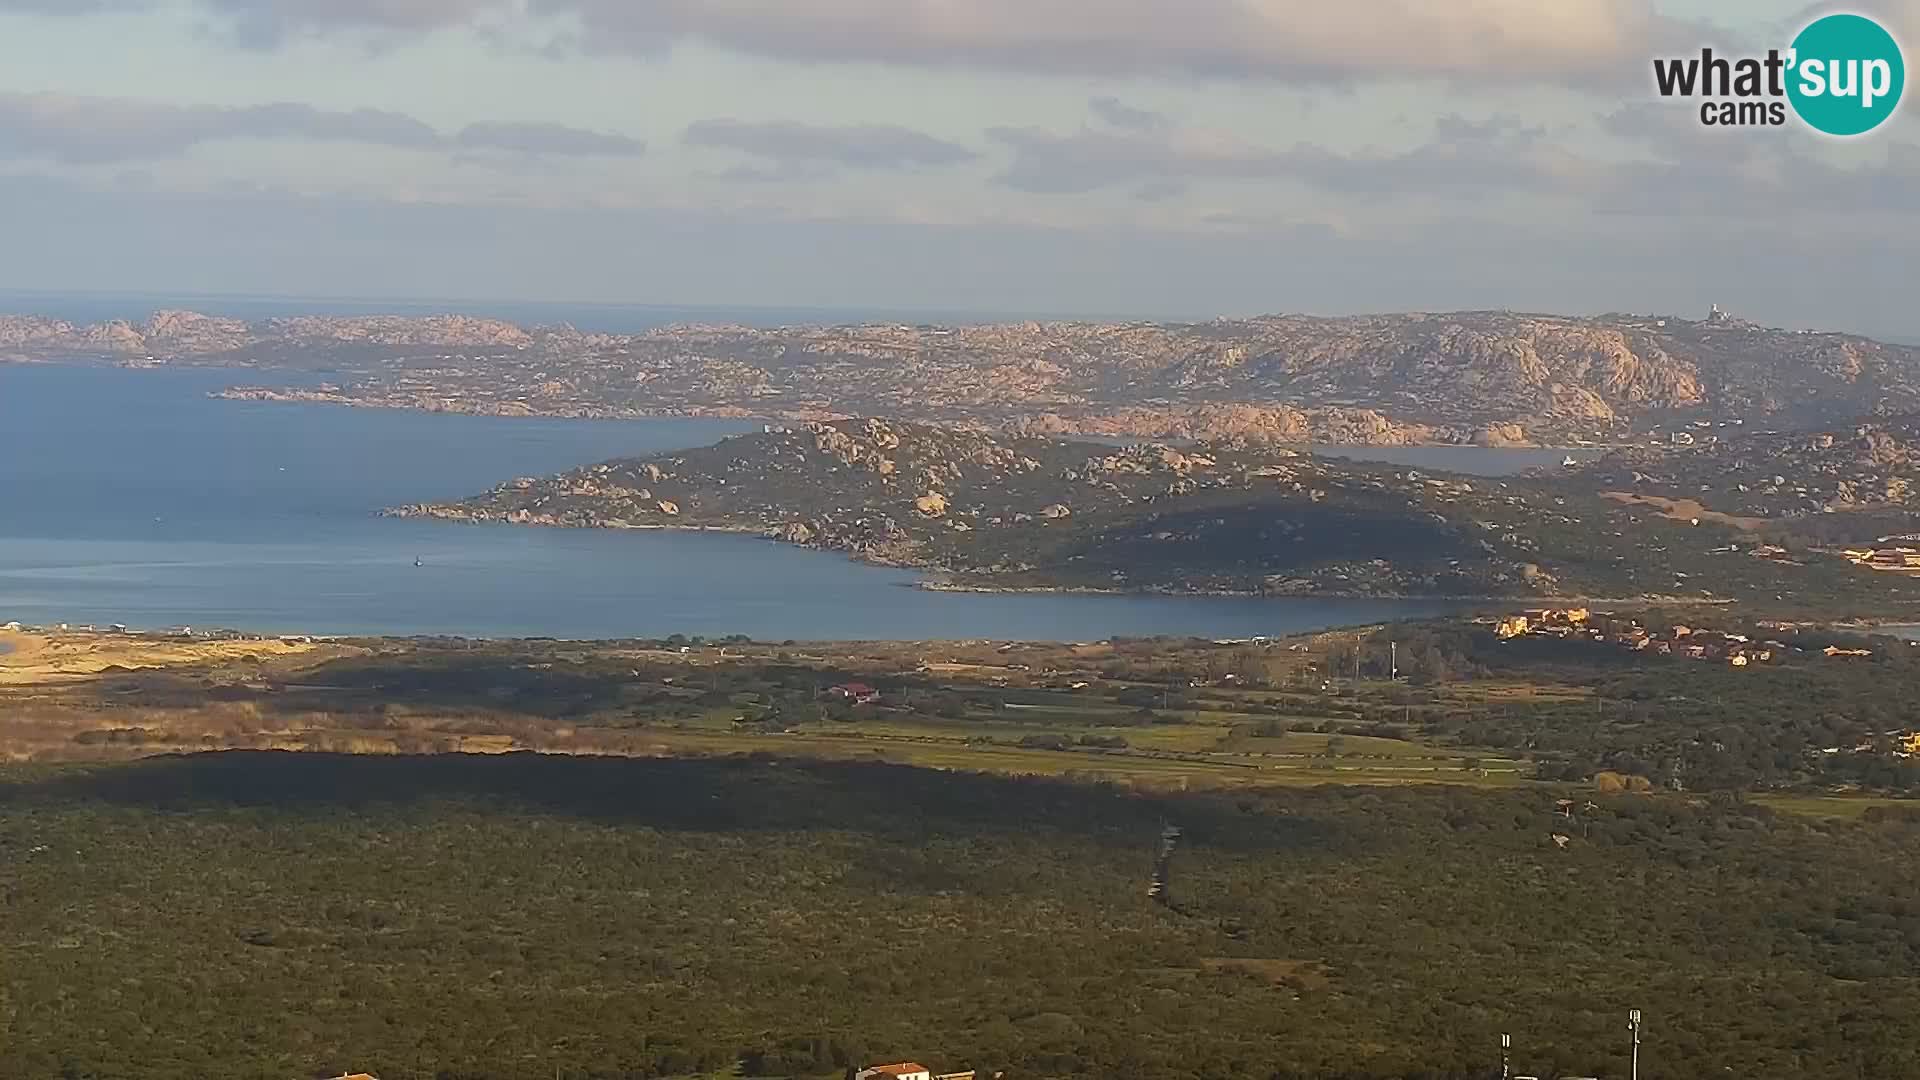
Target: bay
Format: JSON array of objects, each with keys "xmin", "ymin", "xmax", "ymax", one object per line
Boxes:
[{"xmin": 1, "ymin": 364, "xmax": 1491, "ymax": 640}]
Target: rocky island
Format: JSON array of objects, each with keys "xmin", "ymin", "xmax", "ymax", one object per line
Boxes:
[{"xmin": 8, "ymin": 306, "xmax": 1920, "ymax": 446}]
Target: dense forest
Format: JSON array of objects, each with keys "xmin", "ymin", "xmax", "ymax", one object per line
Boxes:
[
  {"xmin": 7, "ymin": 753, "xmax": 1920, "ymax": 1079},
  {"xmin": 1319, "ymin": 619, "xmax": 1920, "ymax": 793}
]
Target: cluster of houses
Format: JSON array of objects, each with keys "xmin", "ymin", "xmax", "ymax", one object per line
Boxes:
[
  {"xmin": 0, "ymin": 619, "xmax": 299, "ymax": 643},
  {"xmin": 1841, "ymin": 538, "xmax": 1920, "ymax": 573},
  {"xmin": 334, "ymin": 1063, "xmax": 982, "ymax": 1080},
  {"xmin": 856, "ymin": 1063, "xmax": 980, "ymax": 1080},
  {"xmin": 1490, "ymin": 607, "xmax": 1871, "ymax": 666},
  {"xmin": 1822, "ymin": 731, "xmax": 1920, "ymax": 758}
]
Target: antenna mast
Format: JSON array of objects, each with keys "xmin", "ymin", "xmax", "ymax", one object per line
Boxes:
[{"xmin": 1628, "ymin": 1008, "xmax": 1643, "ymax": 1080}]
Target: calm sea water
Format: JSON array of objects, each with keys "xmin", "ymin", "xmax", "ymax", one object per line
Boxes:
[{"xmin": 0, "ymin": 365, "xmax": 1518, "ymax": 640}]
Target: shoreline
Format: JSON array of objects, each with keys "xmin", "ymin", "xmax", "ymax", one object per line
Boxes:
[
  {"xmin": 12, "ymin": 362, "xmax": 1638, "ymax": 449},
  {"xmin": 379, "ymin": 510, "xmax": 1745, "ymax": 608},
  {"xmin": 8, "ymin": 609, "xmax": 1914, "ymax": 653},
  {"xmin": 910, "ymin": 581, "xmax": 1739, "ymax": 604},
  {"xmin": 212, "ymin": 385, "xmax": 1636, "ymax": 451}
]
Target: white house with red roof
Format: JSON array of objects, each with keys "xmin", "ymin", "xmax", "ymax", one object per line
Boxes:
[{"xmin": 857, "ymin": 1064, "xmax": 931, "ymax": 1080}]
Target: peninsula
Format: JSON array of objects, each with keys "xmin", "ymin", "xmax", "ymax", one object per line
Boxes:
[
  {"xmin": 7, "ymin": 306, "xmax": 1919, "ymax": 445},
  {"xmin": 386, "ymin": 416, "xmax": 1920, "ymax": 612}
]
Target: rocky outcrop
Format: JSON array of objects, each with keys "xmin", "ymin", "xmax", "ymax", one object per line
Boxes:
[{"xmin": 8, "ymin": 306, "xmax": 1918, "ymax": 445}]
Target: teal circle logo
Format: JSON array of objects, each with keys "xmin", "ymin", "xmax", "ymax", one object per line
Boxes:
[{"xmin": 1787, "ymin": 13, "xmax": 1905, "ymax": 136}]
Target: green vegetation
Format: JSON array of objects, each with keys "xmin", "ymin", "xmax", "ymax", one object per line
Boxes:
[
  {"xmin": 24, "ymin": 616, "xmax": 1920, "ymax": 802},
  {"xmin": 1363, "ymin": 618, "xmax": 1920, "ymax": 794},
  {"xmin": 8, "ymin": 753, "xmax": 1920, "ymax": 1079},
  {"xmin": 386, "ymin": 417, "xmax": 1920, "ymax": 613}
]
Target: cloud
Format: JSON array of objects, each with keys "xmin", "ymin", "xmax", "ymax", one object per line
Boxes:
[
  {"xmin": 989, "ymin": 124, "xmax": 1286, "ymax": 194},
  {"xmin": 1131, "ymin": 179, "xmax": 1188, "ymax": 202},
  {"xmin": 1, "ymin": 0, "xmax": 1732, "ymax": 92},
  {"xmin": 989, "ymin": 112, "xmax": 1574, "ymax": 197},
  {"xmin": 1596, "ymin": 104, "xmax": 1920, "ymax": 216},
  {"xmin": 1785, "ymin": 0, "xmax": 1920, "ymax": 44},
  {"xmin": 454, "ymin": 121, "xmax": 645, "ymax": 157},
  {"xmin": 1089, "ymin": 96, "xmax": 1169, "ymax": 133},
  {"xmin": 536, "ymin": 0, "xmax": 1702, "ymax": 89},
  {"xmin": 0, "ymin": 0, "xmax": 144, "ymax": 11},
  {"xmin": 683, "ymin": 118, "xmax": 978, "ymax": 171},
  {"xmin": 0, "ymin": 94, "xmax": 436, "ymax": 163},
  {"xmin": 199, "ymin": 0, "xmax": 508, "ymax": 47},
  {"xmin": 0, "ymin": 92, "xmax": 642, "ymax": 163},
  {"xmin": 985, "ymin": 105, "xmax": 1916, "ymax": 217}
]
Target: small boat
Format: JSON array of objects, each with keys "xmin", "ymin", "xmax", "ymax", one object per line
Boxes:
[
  {"xmin": 413, "ymin": 556, "xmax": 423, "ymax": 567},
  {"xmin": 1562, "ymin": 455, "xmax": 1579, "ymax": 467}
]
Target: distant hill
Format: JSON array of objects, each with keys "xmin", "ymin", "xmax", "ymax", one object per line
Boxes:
[
  {"xmin": 9, "ymin": 307, "xmax": 1920, "ymax": 445},
  {"xmin": 389, "ymin": 418, "xmax": 1920, "ymax": 610},
  {"xmin": 1572, "ymin": 416, "xmax": 1920, "ymax": 539}
]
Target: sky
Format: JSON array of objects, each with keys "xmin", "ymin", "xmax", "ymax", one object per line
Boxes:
[{"xmin": 0, "ymin": 0, "xmax": 1916, "ymax": 335}]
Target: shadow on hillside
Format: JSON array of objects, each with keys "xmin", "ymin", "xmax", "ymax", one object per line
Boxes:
[{"xmin": 0, "ymin": 750, "xmax": 1347, "ymax": 853}]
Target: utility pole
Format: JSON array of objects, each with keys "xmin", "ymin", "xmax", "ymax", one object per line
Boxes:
[
  {"xmin": 1628, "ymin": 1008, "xmax": 1642, "ymax": 1080},
  {"xmin": 1500, "ymin": 1032, "xmax": 1511, "ymax": 1080}
]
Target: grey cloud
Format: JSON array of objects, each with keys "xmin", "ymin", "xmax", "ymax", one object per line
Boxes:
[
  {"xmin": 987, "ymin": 108, "xmax": 1918, "ymax": 216},
  {"xmin": 199, "ymin": 0, "xmax": 505, "ymax": 47},
  {"xmin": 455, "ymin": 121, "xmax": 645, "ymax": 157},
  {"xmin": 1274, "ymin": 115, "xmax": 1575, "ymax": 196},
  {"xmin": 709, "ymin": 161, "xmax": 838, "ymax": 184},
  {"xmin": 17, "ymin": 0, "xmax": 1716, "ymax": 92},
  {"xmin": 0, "ymin": 92, "xmax": 641, "ymax": 163},
  {"xmin": 1785, "ymin": 0, "xmax": 1919, "ymax": 44},
  {"xmin": 683, "ymin": 119, "xmax": 977, "ymax": 171},
  {"xmin": 1132, "ymin": 179, "xmax": 1188, "ymax": 202},
  {"xmin": 0, "ymin": 94, "xmax": 436, "ymax": 163},
  {"xmin": 0, "ymin": 0, "xmax": 145, "ymax": 11},
  {"xmin": 2, "ymin": 0, "xmax": 521, "ymax": 47},
  {"xmin": 536, "ymin": 0, "xmax": 1705, "ymax": 90},
  {"xmin": 1089, "ymin": 96, "xmax": 1169, "ymax": 133},
  {"xmin": 988, "ymin": 125, "xmax": 1287, "ymax": 194},
  {"xmin": 1197, "ymin": 212, "xmax": 1342, "ymax": 240},
  {"xmin": 1595, "ymin": 104, "xmax": 1920, "ymax": 216}
]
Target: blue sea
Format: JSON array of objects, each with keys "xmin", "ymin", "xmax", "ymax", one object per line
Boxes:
[{"xmin": 0, "ymin": 364, "xmax": 1544, "ymax": 640}]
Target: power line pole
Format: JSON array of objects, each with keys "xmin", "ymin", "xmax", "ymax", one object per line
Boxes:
[
  {"xmin": 1628, "ymin": 1008, "xmax": 1642, "ymax": 1080},
  {"xmin": 1500, "ymin": 1032, "xmax": 1511, "ymax": 1080}
]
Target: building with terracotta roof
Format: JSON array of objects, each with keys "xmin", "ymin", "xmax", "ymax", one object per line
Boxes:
[
  {"xmin": 858, "ymin": 1064, "xmax": 932, "ymax": 1080},
  {"xmin": 827, "ymin": 681, "xmax": 881, "ymax": 705}
]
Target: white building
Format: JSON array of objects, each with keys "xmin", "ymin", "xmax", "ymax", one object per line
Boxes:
[{"xmin": 858, "ymin": 1065, "xmax": 932, "ymax": 1080}]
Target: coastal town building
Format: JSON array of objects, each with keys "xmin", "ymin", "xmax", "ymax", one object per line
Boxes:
[
  {"xmin": 857, "ymin": 1064, "xmax": 932, "ymax": 1080},
  {"xmin": 1843, "ymin": 546, "xmax": 1920, "ymax": 572},
  {"xmin": 1482, "ymin": 610, "xmax": 1855, "ymax": 668},
  {"xmin": 827, "ymin": 682, "xmax": 882, "ymax": 705}
]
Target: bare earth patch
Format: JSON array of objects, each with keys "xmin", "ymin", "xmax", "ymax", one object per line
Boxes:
[
  {"xmin": 0, "ymin": 631, "xmax": 331, "ymax": 686},
  {"xmin": 1199, "ymin": 957, "xmax": 1333, "ymax": 990},
  {"xmin": 1601, "ymin": 492, "xmax": 1769, "ymax": 531}
]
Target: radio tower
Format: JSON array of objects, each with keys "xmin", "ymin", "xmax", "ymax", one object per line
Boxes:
[{"xmin": 1628, "ymin": 1009, "xmax": 1643, "ymax": 1080}]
